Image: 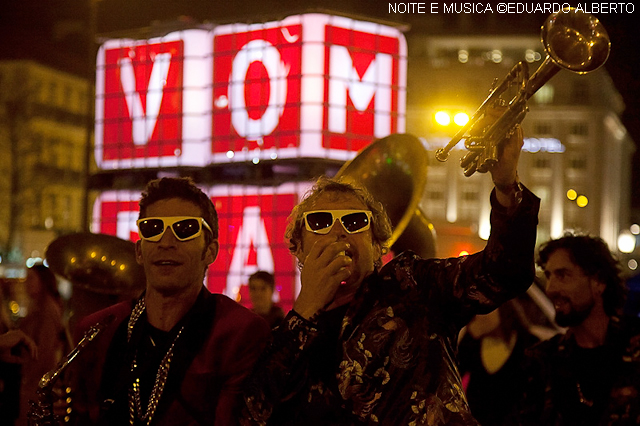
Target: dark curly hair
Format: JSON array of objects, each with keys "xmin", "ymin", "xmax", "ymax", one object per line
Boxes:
[
  {"xmin": 138, "ymin": 177, "xmax": 218, "ymax": 245},
  {"xmin": 537, "ymin": 232, "xmax": 627, "ymax": 316}
]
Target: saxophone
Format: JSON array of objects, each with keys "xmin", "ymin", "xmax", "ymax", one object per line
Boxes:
[{"xmin": 27, "ymin": 314, "xmax": 115, "ymax": 425}]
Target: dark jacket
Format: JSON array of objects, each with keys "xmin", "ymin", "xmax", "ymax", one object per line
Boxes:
[
  {"xmin": 242, "ymin": 186, "xmax": 540, "ymax": 426},
  {"xmin": 517, "ymin": 315, "xmax": 640, "ymax": 425},
  {"xmin": 69, "ymin": 288, "xmax": 271, "ymax": 425}
]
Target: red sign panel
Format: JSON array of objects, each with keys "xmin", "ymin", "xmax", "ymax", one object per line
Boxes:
[
  {"xmin": 206, "ymin": 184, "xmax": 309, "ymax": 311},
  {"xmin": 212, "ymin": 22, "xmax": 303, "ymax": 156},
  {"xmin": 323, "ymin": 23, "xmax": 403, "ymax": 151},
  {"xmin": 95, "ymin": 30, "xmax": 212, "ymax": 169},
  {"xmin": 95, "ymin": 14, "xmax": 407, "ymax": 168}
]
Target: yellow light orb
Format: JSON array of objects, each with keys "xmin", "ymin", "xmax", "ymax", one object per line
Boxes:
[
  {"xmin": 454, "ymin": 112, "xmax": 469, "ymax": 126},
  {"xmin": 566, "ymin": 189, "xmax": 577, "ymax": 200},
  {"xmin": 435, "ymin": 111, "xmax": 450, "ymax": 126},
  {"xmin": 576, "ymin": 195, "xmax": 588, "ymax": 208}
]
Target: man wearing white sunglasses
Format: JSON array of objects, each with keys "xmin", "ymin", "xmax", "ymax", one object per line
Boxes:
[
  {"xmin": 242, "ymin": 118, "xmax": 540, "ymax": 424},
  {"xmin": 66, "ymin": 177, "xmax": 271, "ymax": 425}
]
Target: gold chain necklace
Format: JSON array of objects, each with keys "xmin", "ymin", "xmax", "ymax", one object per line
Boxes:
[
  {"xmin": 127, "ymin": 297, "xmax": 185, "ymax": 425},
  {"xmin": 576, "ymin": 382, "xmax": 594, "ymax": 407}
]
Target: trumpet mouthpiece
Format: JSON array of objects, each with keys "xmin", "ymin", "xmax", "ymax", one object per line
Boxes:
[{"xmin": 435, "ymin": 148, "xmax": 449, "ymax": 162}]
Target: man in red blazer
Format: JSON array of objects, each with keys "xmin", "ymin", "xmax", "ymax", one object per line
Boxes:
[{"xmin": 67, "ymin": 177, "xmax": 271, "ymax": 425}]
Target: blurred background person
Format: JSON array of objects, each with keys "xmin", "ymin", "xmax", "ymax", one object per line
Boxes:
[
  {"xmin": 16, "ymin": 263, "xmax": 68, "ymax": 426},
  {"xmin": 0, "ymin": 329, "xmax": 38, "ymax": 362},
  {"xmin": 0, "ymin": 329, "xmax": 39, "ymax": 425},
  {"xmin": 457, "ymin": 288, "xmax": 559, "ymax": 425},
  {"xmin": 248, "ymin": 270, "xmax": 284, "ymax": 328},
  {"xmin": 0, "ymin": 279, "xmax": 38, "ymax": 426},
  {"xmin": 516, "ymin": 233, "xmax": 640, "ymax": 425}
]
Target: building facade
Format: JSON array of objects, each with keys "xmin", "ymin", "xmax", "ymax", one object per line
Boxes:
[
  {"xmin": 0, "ymin": 60, "xmax": 91, "ymax": 276},
  {"xmin": 404, "ymin": 33, "xmax": 636, "ymax": 273}
]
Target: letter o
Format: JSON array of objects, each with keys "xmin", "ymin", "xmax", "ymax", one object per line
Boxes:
[{"xmin": 229, "ymin": 39, "xmax": 288, "ymax": 141}]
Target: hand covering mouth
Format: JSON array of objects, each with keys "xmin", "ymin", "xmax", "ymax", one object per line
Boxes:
[{"xmin": 339, "ymin": 250, "xmax": 353, "ymax": 259}]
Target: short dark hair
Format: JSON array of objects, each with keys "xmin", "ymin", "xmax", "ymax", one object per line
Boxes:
[
  {"xmin": 249, "ymin": 270, "xmax": 275, "ymax": 289},
  {"xmin": 285, "ymin": 176, "xmax": 392, "ymax": 258},
  {"xmin": 138, "ymin": 177, "xmax": 218, "ymax": 244},
  {"xmin": 537, "ymin": 232, "xmax": 627, "ymax": 316}
]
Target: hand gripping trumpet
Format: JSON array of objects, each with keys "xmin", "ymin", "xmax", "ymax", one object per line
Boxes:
[
  {"xmin": 435, "ymin": 7, "xmax": 610, "ymax": 176},
  {"xmin": 27, "ymin": 314, "xmax": 115, "ymax": 425}
]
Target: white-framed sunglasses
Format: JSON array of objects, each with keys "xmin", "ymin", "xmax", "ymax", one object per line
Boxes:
[
  {"xmin": 136, "ymin": 216, "xmax": 212, "ymax": 242},
  {"xmin": 302, "ymin": 210, "xmax": 373, "ymax": 235}
]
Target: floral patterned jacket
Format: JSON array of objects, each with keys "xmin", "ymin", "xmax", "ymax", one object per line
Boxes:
[
  {"xmin": 515, "ymin": 315, "xmax": 640, "ymax": 425},
  {"xmin": 241, "ymin": 187, "xmax": 540, "ymax": 426}
]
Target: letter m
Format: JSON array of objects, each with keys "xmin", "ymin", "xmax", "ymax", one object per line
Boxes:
[{"xmin": 327, "ymin": 45, "xmax": 393, "ymax": 139}]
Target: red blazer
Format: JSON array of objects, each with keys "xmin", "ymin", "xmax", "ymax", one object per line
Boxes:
[{"xmin": 69, "ymin": 289, "xmax": 271, "ymax": 425}]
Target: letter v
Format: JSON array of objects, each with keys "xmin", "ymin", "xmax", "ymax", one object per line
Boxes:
[{"xmin": 119, "ymin": 53, "xmax": 172, "ymax": 146}]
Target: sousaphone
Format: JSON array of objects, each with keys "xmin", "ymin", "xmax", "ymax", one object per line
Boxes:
[
  {"xmin": 45, "ymin": 232, "xmax": 145, "ymax": 331},
  {"xmin": 335, "ymin": 133, "xmax": 436, "ymax": 258}
]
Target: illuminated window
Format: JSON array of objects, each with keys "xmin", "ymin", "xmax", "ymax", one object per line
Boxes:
[{"xmin": 533, "ymin": 85, "xmax": 554, "ymax": 104}]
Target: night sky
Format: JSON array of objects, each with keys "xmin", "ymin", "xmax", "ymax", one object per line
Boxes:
[{"xmin": 2, "ymin": 0, "xmax": 639, "ymax": 209}]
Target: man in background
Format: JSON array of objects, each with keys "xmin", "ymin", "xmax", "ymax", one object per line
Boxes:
[
  {"xmin": 248, "ymin": 271, "xmax": 284, "ymax": 328},
  {"xmin": 517, "ymin": 233, "xmax": 640, "ymax": 425}
]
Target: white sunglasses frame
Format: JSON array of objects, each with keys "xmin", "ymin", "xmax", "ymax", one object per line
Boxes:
[
  {"xmin": 136, "ymin": 216, "xmax": 212, "ymax": 242},
  {"xmin": 302, "ymin": 210, "xmax": 373, "ymax": 235}
]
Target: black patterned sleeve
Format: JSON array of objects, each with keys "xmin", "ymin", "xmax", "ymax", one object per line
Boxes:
[
  {"xmin": 412, "ymin": 184, "xmax": 540, "ymax": 329},
  {"xmin": 240, "ymin": 310, "xmax": 320, "ymax": 425}
]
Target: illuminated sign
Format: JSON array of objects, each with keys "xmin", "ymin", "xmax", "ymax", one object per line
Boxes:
[
  {"xmin": 206, "ymin": 183, "xmax": 312, "ymax": 310},
  {"xmin": 522, "ymin": 137, "xmax": 566, "ymax": 153},
  {"xmin": 91, "ymin": 183, "xmax": 311, "ymax": 311},
  {"xmin": 91, "ymin": 190, "xmax": 141, "ymax": 241},
  {"xmin": 95, "ymin": 14, "xmax": 407, "ymax": 169},
  {"xmin": 423, "ymin": 137, "xmax": 566, "ymax": 153},
  {"xmin": 95, "ymin": 30, "xmax": 212, "ymax": 169}
]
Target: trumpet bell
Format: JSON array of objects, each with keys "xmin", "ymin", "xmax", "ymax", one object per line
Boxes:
[
  {"xmin": 335, "ymin": 134, "xmax": 437, "ymax": 258},
  {"xmin": 542, "ymin": 8, "xmax": 610, "ymax": 73}
]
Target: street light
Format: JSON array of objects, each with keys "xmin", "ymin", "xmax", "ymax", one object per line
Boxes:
[
  {"xmin": 618, "ymin": 230, "xmax": 636, "ymax": 254},
  {"xmin": 434, "ymin": 110, "xmax": 469, "ymax": 128}
]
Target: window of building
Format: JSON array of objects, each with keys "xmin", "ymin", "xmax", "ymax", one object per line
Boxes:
[
  {"xmin": 427, "ymin": 189, "xmax": 445, "ymax": 200},
  {"xmin": 31, "ymin": 80, "xmax": 43, "ymax": 103},
  {"xmin": 571, "ymin": 80, "xmax": 590, "ymax": 104},
  {"xmin": 568, "ymin": 155, "xmax": 587, "ymax": 170},
  {"xmin": 64, "ymin": 85, "xmax": 73, "ymax": 109},
  {"xmin": 461, "ymin": 188, "xmax": 479, "ymax": 201},
  {"xmin": 533, "ymin": 156, "xmax": 551, "ymax": 169},
  {"xmin": 533, "ymin": 121, "xmax": 553, "ymax": 135},
  {"xmin": 569, "ymin": 122, "xmax": 589, "ymax": 137},
  {"xmin": 48, "ymin": 81, "xmax": 58, "ymax": 104},
  {"xmin": 533, "ymin": 85, "xmax": 554, "ymax": 104},
  {"xmin": 63, "ymin": 194, "xmax": 72, "ymax": 227}
]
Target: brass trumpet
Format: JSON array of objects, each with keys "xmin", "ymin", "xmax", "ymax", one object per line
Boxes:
[
  {"xmin": 27, "ymin": 314, "xmax": 115, "ymax": 425},
  {"xmin": 435, "ymin": 7, "xmax": 610, "ymax": 176}
]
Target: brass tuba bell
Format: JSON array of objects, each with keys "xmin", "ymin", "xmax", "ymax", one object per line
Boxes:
[{"xmin": 335, "ymin": 133, "xmax": 437, "ymax": 258}]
